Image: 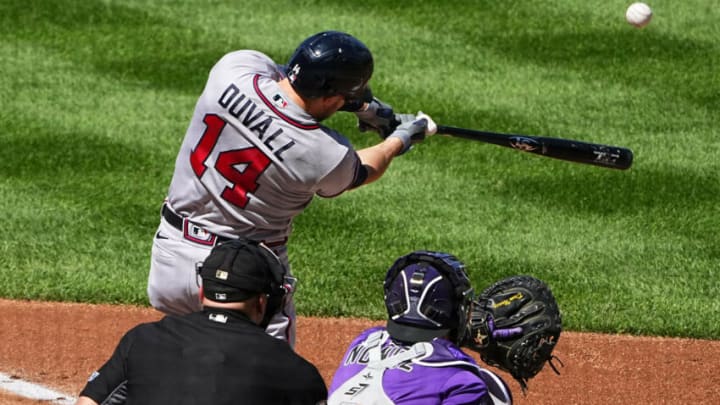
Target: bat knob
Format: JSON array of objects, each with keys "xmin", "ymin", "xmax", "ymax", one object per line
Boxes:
[{"xmin": 417, "ymin": 111, "xmax": 437, "ymax": 135}]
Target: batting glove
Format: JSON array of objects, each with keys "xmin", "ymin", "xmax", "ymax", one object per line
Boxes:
[
  {"xmin": 355, "ymin": 97, "xmax": 398, "ymax": 138},
  {"xmin": 388, "ymin": 113, "xmax": 430, "ymax": 155}
]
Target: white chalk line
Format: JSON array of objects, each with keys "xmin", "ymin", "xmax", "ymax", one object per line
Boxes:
[{"xmin": 0, "ymin": 372, "xmax": 76, "ymax": 404}]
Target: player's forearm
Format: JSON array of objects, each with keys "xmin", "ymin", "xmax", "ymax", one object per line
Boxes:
[{"xmin": 356, "ymin": 138, "xmax": 405, "ymax": 184}]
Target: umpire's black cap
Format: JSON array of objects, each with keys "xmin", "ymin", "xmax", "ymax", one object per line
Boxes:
[{"xmin": 198, "ymin": 239, "xmax": 285, "ymax": 302}]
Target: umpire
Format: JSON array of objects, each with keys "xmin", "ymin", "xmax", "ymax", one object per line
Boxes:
[{"xmin": 76, "ymin": 239, "xmax": 327, "ymax": 405}]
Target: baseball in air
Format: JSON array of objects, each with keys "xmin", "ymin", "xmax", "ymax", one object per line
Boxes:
[{"xmin": 626, "ymin": 2, "xmax": 653, "ymax": 28}]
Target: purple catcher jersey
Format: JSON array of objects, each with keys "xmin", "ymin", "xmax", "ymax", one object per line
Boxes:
[
  {"xmin": 328, "ymin": 327, "xmax": 513, "ymax": 405},
  {"xmin": 166, "ymin": 50, "xmax": 362, "ymax": 243}
]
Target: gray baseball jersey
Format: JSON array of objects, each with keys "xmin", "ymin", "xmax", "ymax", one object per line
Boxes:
[
  {"xmin": 148, "ymin": 50, "xmax": 364, "ymax": 344},
  {"xmin": 166, "ymin": 50, "xmax": 362, "ymax": 243}
]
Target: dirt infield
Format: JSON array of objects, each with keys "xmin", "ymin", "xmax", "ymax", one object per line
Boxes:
[{"xmin": 1, "ymin": 299, "xmax": 719, "ymax": 404}]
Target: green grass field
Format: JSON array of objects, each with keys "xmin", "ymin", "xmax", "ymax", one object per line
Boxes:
[{"xmin": 1, "ymin": 0, "xmax": 718, "ymax": 339}]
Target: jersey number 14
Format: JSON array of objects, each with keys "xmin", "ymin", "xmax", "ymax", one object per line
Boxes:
[{"xmin": 189, "ymin": 114, "xmax": 271, "ymax": 208}]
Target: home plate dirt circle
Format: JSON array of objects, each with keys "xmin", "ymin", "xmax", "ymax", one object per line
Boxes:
[{"xmin": 0, "ymin": 299, "xmax": 719, "ymax": 404}]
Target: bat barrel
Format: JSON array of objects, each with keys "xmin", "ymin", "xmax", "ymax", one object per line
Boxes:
[{"xmin": 436, "ymin": 125, "xmax": 634, "ymax": 170}]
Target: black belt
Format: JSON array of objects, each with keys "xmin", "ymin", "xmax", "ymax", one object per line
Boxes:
[{"xmin": 161, "ymin": 204, "xmax": 286, "ymax": 247}]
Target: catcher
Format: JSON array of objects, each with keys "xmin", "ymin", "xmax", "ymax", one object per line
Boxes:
[{"xmin": 328, "ymin": 251, "xmax": 562, "ymax": 404}]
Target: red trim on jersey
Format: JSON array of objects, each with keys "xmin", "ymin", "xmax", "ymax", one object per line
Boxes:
[{"xmin": 253, "ymin": 75, "xmax": 320, "ymax": 130}]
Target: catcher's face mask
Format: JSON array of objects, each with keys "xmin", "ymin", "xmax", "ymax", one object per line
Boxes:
[{"xmin": 384, "ymin": 251, "xmax": 474, "ymax": 345}]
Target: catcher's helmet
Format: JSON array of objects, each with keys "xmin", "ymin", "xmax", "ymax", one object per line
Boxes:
[
  {"xmin": 384, "ymin": 251, "xmax": 474, "ymax": 345},
  {"xmin": 286, "ymin": 31, "xmax": 373, "ymax": 101},
  {"xmin": 198, "ymin": 239, "xmax": 295, "ymax": 328}
]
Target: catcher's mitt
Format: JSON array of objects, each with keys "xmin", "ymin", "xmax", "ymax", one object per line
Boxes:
[{"xmin": 464, "ymin": 275, "xmax": 563, "ymax": 392}]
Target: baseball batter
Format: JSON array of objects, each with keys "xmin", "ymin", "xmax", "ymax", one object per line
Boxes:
[{"xmin": 148, "ymin": 31, "xmax": 432, "ymax": 346}]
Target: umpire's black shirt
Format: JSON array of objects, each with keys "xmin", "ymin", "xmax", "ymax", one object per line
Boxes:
[{"xmin": 80, "ymin": 308, "xmax": 327, "ymax": 404}]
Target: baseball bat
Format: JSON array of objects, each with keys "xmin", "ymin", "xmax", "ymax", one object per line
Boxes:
[{"xmin": 435, "ymin": 125, "xmax": 634, "ymax": 170}]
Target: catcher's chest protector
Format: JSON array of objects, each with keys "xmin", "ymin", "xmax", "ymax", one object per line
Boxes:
[
  {"xmin": 329, "ymin": 331, "xmax": 513, "ymax": 405},
  {"xmin": 328, "ymin": 331, "xmax": 430, "ymax": 405}
]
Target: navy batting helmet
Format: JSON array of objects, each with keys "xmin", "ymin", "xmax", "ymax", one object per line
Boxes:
[
  {"xmin": 286, "ymin": 31, "xmax": 373, "ymax": 101},
  {"xmin": 384, "ymin": 251, "xmax": 474, "ymax": 345}
]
